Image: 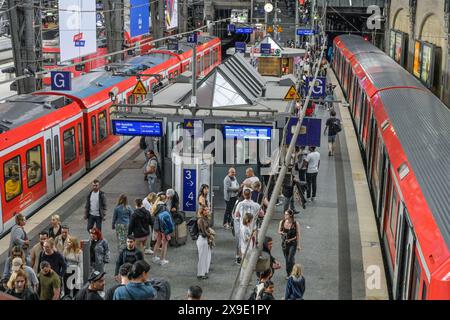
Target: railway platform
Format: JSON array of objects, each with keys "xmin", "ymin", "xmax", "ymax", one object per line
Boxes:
[{"xmin": 0, "ymin": 67, "xmax": 388, "ymax": 299}]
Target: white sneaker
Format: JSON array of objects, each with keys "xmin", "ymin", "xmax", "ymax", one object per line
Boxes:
[
  {"xmin": 144, "ymin": 249, "xmax": 154, "ymax": 255},
  {"xmin": 160, "ymin": 259, "xmax": 169, "ymax": 266},
  {"xmin": 152, "ymin": 256, "xmax": 161, "ymax": 263}
]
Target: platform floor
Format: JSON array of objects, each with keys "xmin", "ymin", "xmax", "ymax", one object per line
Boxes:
[{"xmin": 0, "ymin": 69, "xmax": 388, "ymax": 300}]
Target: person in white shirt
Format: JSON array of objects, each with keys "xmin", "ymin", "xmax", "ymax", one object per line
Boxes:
[
  {"xmin": 84, "ymin": 179, "xmax": 107, "ymax": 232},
  {"xmin": 303, "ymin": 146, "xmax": 320, "ymax": 201},
  {"xmin": 142, "ymin": 193, "xmax": 157, "ymax": 255}
]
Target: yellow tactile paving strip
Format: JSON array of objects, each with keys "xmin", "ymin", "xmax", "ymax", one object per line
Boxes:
[
  {"xmin": 328, "ymin": 70, "xmax": 389, "ymax": 300},
  {"xmin": 0, "ymin": 138, "xmax": 139, "ymax": 255}
]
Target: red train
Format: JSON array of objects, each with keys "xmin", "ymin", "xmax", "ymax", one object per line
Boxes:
[
  {"xmin": 333, "ymin": 35, "xmax": 450, "ymax": 300},
  {"xmin": 0, "ymin": 34, "xmax": 221, "ymax": 236}
]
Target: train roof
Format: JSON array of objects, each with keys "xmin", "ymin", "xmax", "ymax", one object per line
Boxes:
[
  {"xmin": 378, "ymin": 88, "xmax": 450, "ymax": 248},
  {"xmin": 0, "ymin": 95, "xmax": 68, "ymax": 133},
  {"xmin": 336, "ymin": 34, "xmax": 450, "ymax": 250}
]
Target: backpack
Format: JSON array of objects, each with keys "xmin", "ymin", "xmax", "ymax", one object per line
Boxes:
[
  {"xmin": 331, "ymin": 119, "xmax": 342, "ymax": 133},
  {"xmin": 186, "ymin": 217, "xmax": 199, "ymax": 240},
  {"xmin": 158, "ymin": 211, "xmax": 174, "ymax": 235},
  {"xmin": 149, "ymin": 277, "xmax": 171, "ymax": 300},
  {"xmin": 139, "ymin": 136, "xmax": 147, "ymax": 150}
]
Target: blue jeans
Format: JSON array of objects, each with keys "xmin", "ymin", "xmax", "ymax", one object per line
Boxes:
[
  {"xmin": 147, "ymin": 176, "xmax": 157, "ymax": 193},
  {"xmin": 87, "ymin": 215, "xmax": 102, "ymax": 232}
]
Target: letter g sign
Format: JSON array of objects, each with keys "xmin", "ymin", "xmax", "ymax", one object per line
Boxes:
[{"xmin": 50, "ymin": 71, "xmax": 72, "ymax": 91}]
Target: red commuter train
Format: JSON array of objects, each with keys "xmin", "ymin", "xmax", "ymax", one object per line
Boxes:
[
  {"xmin": 0, "ymin": 34, "xmax": 221, "ymax": 236},
  {"xmin": 333, "ymin": 35, "xmax": 450, "ymax": 300}
]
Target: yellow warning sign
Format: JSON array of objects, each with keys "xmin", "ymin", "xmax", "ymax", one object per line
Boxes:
[
  {"xmin": 284, "ymin": 86, "xmax": 301, "ymax": 101},
  {"xmin": 185, "ymin": 121, "xmax": 193, "ymax": 128},
  {"xmin": 267, "ymin": 26, "xmax": 273, "ymax": 33},
  {"xmin": 132, "ymin": 80, "xmax": 147, "ymax": 95},
  {"xmin": 277, "ymin": 25, "xmax": 283, "ymax": 33}
]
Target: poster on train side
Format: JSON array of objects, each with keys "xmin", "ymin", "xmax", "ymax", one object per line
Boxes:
[
  {"xmin": 59, "ymin": 0, "xmax": 97, "ymax": 62},
  {"xmin": 165, "ymin": 0, "xmax": 178, "ymax": 30}
]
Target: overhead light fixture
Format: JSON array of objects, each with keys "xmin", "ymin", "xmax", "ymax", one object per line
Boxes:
[{"xmin": 264, "ymin": 3, "xmax": 273, "ymax": 13}]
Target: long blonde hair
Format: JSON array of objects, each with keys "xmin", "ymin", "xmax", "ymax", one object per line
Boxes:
[
  {"xmin": 64, "ymin": 236, "xmax": 81, "ymax": 255},
  {"xmin": 7, "ymin": 269, "xmax": 28, "ymax": 290},
  {"xmin": 291, "ymin": 264, "xmax": 303, "ymax": 278},
  {"xmin": 151, "ymin": 195, "xmax": 165, "ymax": 216}
]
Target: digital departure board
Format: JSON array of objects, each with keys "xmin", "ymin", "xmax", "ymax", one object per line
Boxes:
[{"xmin": 112, "ymin": 120, "xmax": 163, "ymax": 137}]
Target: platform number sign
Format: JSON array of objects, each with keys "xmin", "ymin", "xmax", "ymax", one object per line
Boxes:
[
  {"xmin": 50, "ymin": 71, "xmax": 71, "ymax": 91},
  {"xmin": 183, "ymin": 169, "xmax": 197, "ymax": 212},
  {"xmin": 187, "ymin": 32, "xmax": 198, "ymax": 44},
  {"xmin": 306, "ymin": 76, "xmax": 327, "ymax": 99}
]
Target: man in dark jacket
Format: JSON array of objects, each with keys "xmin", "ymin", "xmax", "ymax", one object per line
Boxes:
[
  {"xmin": 84, "ymin": 179, "xmax": 107, "ymax": 232},
  {"xmin": 114, "ymin": 235, "xmax": 144, "ymax": 279},
  {"xmin": 38, "ymin": 239, "xmax": 67, "ymax": 278},
  {"xmin": 128, "ymin": 199, "xmax": 153, "ymax": 252},
  {"xmin": 75, "ymin": 271, "xmax": 105, "ymax": 300}
]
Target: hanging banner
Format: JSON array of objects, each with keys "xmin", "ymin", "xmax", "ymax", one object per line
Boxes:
[
  {"xmin": 130, "ymin": 0, "xmax": 150, "ymax": 37},
  {"xmin": 59, "ymin": 0, "xmax": 97, "ymax": 62},
  {"xmin": 165, "ymin": 0, "xmax": 178, "ymax": 30}
]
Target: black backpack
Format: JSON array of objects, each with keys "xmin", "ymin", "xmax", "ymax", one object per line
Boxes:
[
  {"xmin": 186, "ymin": 217, "xmax": 199, "ymax": 240},
  {"xmin": 139, "ymin": 136, "xmax": 147, "ymax": 150},
  {"xmin": 331, "ymin": 119, "xmax": 342, "ymax": 133}
]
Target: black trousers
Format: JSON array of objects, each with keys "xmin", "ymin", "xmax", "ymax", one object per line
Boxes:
[
  {"xmin": 283, "ymin": 241, "xmax": 297, "ymax": 276},
  {"xmin": 87, "ymin": 215, "xmax": 102, "ymax": 232},
  {"xmin": 224, "ymin": 197, "xmax": 237, "ymax": 226},
  {"xmin": 306, "ymin": 172, "xmax": 318, "ymax": 199}
]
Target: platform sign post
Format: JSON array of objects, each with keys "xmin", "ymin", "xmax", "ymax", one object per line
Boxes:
[
  {"xmin": 306, "ymin": 76, "xmax": 327, "ymax": 99},
  {"xmin": 187, "ymin": 32, "xmax": 198, "ymax": 44},
  {"xmin": 130, "ymin": 0, "xmax": 150, "ymax": 37},
  {"xmin": 235, "ymin": 42, "xmax": 246, "ymax": 53},
  {"xmin": 50, "ymin": 71, "xmax": 72, "ymax": 91},
  {"xmin": 183, "ymin": 169, "xmax": 197, "ymax": 212}
]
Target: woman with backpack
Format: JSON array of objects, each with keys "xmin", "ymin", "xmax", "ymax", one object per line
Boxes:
[
  {"xmin": 278, "ymin": 210, "xmax": 301, "ymax": 279},
  {"xmin": 128, "ymin": 199, "xmax": 153, "ymax": 253},
  {"xmin": 89, "ymin": 228, "xmax": 110, "ymax": 273},
  {"xmin": 151, "ymin": 193, "xmax": 172, "ymax": 266},
  {"xmin": 112, "ymin": 194, "xmax": 134, "ymax": 251},
  {"xmin": 196, "ymin": 206, "xmax": 213, "ymax": 280}
]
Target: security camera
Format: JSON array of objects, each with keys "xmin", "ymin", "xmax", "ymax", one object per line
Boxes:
[{"xmin": 109, "ymin": 86, "xmax": 119, "ymax": 102}]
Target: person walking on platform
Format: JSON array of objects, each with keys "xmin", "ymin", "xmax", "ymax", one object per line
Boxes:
[
  {"xmin": 9, "ymin": 213, "xmax": 30, "ymax": 260},
  {"xmin": 282, "ymin": 173, "xmax": 300, "ymax": 215},
  {"xmin": 278, "ymin": 210, "xmax": 301, "ymax": 279},
  {"xmin": 88, "ymin": 228, "xmax": 110, "ymax": 273},
  {"xmin": 242, "ymin": 168, "xmax": 260, "ymax": 189},
  {"xmin": 128, "ymin": 199, "xmax": 153, "ymax": 253},
  {"xmin": 112, "ymin": 194, "xmax": 133, "ymax": 252},
  {"xmin": 144, "ymin": 150, "xmax": 159, "ymax": 194},
  {"xmin": 37, "ymin": 261, "xmax": 61, "ymax": 300},
  {"xmin": 196, "ymin": 206, "xmax": 213, "ymax": 280},
  {"xmin": 30, "ymin": 231, "xmax": 48, "ymax": 273},
  {"xmin": 143, "ymin": 193, "xmax": 157, "ymax": 254},
  {"xmin": 6, "ymin": 269, "xmax": 39, "ymax": 300},
  {"xmin": 48, "ymin": 214, "xmax": 62, "ymax": 239},
  {"xmin": 114, "ymin": 235, "xmax": 144, "ymax": 281},
  {"xmin": 187, "ymin": 285, "xmax": 202, "ymax": 300},
  {"xmin": 324, "ymin": 110, "xmax": 342, "ymax": 156},
  {"xmin": 151, "ymin": 194, "xmax": 171, "ymax": 266},
  {"xmin": 303, "ymin": 146, "xmax": 320, "ymax": 202},
  {"xmin": 224, "ymin": 168, "xmax": 239, "ymax": 230},
  {"xmin": 198, "ymin": 184, "xmax": 210, "ymax": 209},
  {"xmin": 84, "ymin": 179, "xmax": 107, "ymax": 232},
  {"xmin": 285, "ymin": 263, "xmax": 306, "ymax": 300},
  {"xmin": 38, "ymin": 239, "xmax": 67, "ymax": 278},
  {"xmin": 54, "ymin": 225, "xmax": 69, "ymax": 253}
]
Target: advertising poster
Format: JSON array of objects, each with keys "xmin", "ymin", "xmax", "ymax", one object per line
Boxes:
[
  {"xmin": 394, "ymin": 32, "xmax": 403, "ymax": 64},
  {"xmin": 59, "ymin": 0, "xmax": 97, "ymax": 62},
  {"xmin": 165, "ymin": 0, "xmax": 178, "ymax": 29},
  {"xmin": 413, "ymin": 41, "xmax": 421, "ymax": 78},
  {"xmin": 389, "ymin": 30, "xmax": 396, "ymax": 59},
  {"xmin": 421, "ymin": 43, "xmax": 433, "ymax": 86}
]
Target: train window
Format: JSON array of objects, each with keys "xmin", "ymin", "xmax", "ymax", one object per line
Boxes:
[
  {"xmin": 98, "ymin": 111, "xmax": 107, "ymax": 141},
  {"xmin": 26, "ymin": 145, "xmax": 42, "ymax": 188},
  {"xmin": 421, "ymin": 282, "xmax": 427, "ymax": 300},
  {"xmin": 46, "ymin": 139, "xmax": 53, "ymax": 176},
  {"xmin": 77, "ymin": 123, "xmax": 83, "ymax": 155},
  {"xmin": 54, "ymin": 135, "xmax": 60, "ymax": 171},
  {"xmin": 91, "ymin": 116, "xmax": 97, "ymax": 145},
  {"xmin": 63, "ymin": 127, "xmax": 76, "ymax": 164},
  {"xmin": 389, "ymin": 188, "xmax": 399, "ymax": 244},
  {"xmin": 410, "ymin": 256, "xmax": 421, "ymax": 299},
  {"xmin": 3, "ymin": 156, "xmax": 22, "ymax": 201}
]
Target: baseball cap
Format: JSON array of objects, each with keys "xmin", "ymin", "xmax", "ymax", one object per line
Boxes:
[
  {"xmin": 88, "ymin": 270, "xmax": 106, "ymax": 282},
  {"xmin": 11, "ymin": 257, "xmax": 23, "ymax": 272}
]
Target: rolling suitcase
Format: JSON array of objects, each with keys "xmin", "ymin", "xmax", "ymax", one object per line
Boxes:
[{"xmin": 169, "ymin": 221, "xmax": 188, "ymax": 247}]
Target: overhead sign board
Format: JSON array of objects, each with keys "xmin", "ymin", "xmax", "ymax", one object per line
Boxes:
[
  {"xmin": 130, "ymin": 0, "xmax": 150, "ymax": 37},
  {"xmin": 261, "ymin": 43, "xmax": 271, "ymax": 55},
  {"xmin": 224, "ymin": 125, "xmax": 271, "ymax": 140},
  {"xmin": 187, "ymin": 32, "xmax": 198, "ymax": 44},
  {"xmin": 112, "ymin": 120, "xmax": 163, "ymax": 136},
  {"xmin": 305, "ymin": 76, "xmax": 327, "ymax": 99},
  {"xmin": 235, "ymin": 42, "xmax": 246, "ymax": 53},
  {"xmin": 284, "ymin": 85, "xmax": 301, "ymax": 101},
  {"xmin": 286, "ymin": 117, "xmax": 322, "ymax": 147},
  {"xmin": 132, "ymin": 80, "xmax": 148, "ymax": 95},
  {"xmin": 296, "ymin": 29, "xmax": 316, "ymax": 36},
  {"xmin": 183, "ymin": 169, "xmax": 196, "ymax": 212},
  {"xmin": 235, "ymin": 27, "xmax": 253, "ymax": 34},
  {"xmin": 167, "ymin": 38, "xmax": 179, "ymax": 51},
  {"xmin": 50, "ymin": 71, "xmax": 71, "ymax": 91},
  {"xmin": 59, "ymin": 0, "xmax": 97, "ymax": 62}
]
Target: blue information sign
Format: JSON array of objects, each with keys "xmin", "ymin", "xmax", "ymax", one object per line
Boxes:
[
  {"xmin": 187, "ymin": 32, "xmax": 198, "ymax": 44},
  {"xmin": 130, "ymin": 0, "xmax": 150, "ymax": 37},
  {"xmin": 296, "ymin": 29, "xmax": 316, "ymax": 36},
  {"xmin": 50, "ymin": 71, "xmax": 71, "ymax": 91},
  {"xmin": 227, "ymin": 24, "xmax": 235, "ymax": 32},
  {"xmin": 261, "ymin": 43, "xmax": 271, "ymax": 55},
  {"xmin": 112, "ymin": 120, "xmax": 163, "ymax": 136},
  {"xmin": 183, "ymin": 169, "xmax": 197, "ymax": 212},
  {"xmin": 286, "ymin": 117, "xmax": 322, "ymax": 147},
  {"xmin": 235, "ymin": 27, "xmax": 253, "ymax": 34},
  {"xmin": 304, "ymin": 77, "xmax": 327, "ymax": 99},
  {"xmin": 235, "ymin": 42, "xmax": 246, "ymax": 53},
  {"xmin": 224, "ymin": 125, "xmax": 271, "ymax": 140}
]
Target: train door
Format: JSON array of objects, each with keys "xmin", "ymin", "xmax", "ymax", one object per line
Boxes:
[
  {"xmin": 393, "ymin": 205, "xmax": 416, "ymax": 299},
  {"xmin": 0, "ymin": 189, "xmax": 3, "ymax": 234},
  {"xmin": 43, "ymin": 126, "xmax": 63, "ymax": 196}
]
